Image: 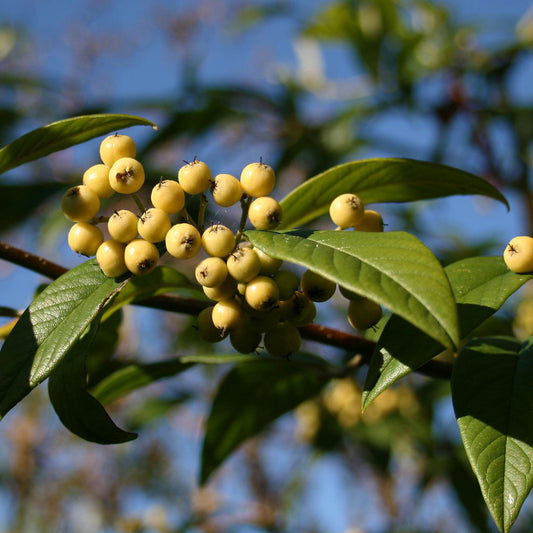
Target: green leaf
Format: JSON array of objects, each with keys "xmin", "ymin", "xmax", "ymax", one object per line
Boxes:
[
  {"xmin": 200, "ymin": 358, "xmax": 328, "ymax": 484},
  {"xmin": 0, "ymin": 260, "xmax": 127, "ymax": 418},
  {"xmin": 0, "ymin": 114, "xmax": 156, "ymax": 175},
  {"xmin": 246, "ymin": 229, "xmax": 459, "ymax": 348},
  {"xmin": 48, "ymin": 322, "xmax": 137, "ymax": 444},
  {"xmin": 278, "ymin": 158, "xmax": 509, "ymax": 229},
  {"xmin": 452, "ymin": 337, "xmax": 533, "ymax": 533},
  {"xmin": 92, "ymin": 354, "xmax": 256, "ymax": 405},
  {"xmin": 363, "ymin": 257, "xmax": 532, "ymax": 409}
]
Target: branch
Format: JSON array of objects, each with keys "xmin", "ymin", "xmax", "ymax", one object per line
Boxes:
[{"xmin": 0, "ymin": 240, "xmax": 453, "ymax": 379}]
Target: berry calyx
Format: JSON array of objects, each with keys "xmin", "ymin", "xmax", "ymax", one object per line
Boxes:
[
  {"xmin": 329, "ymin": 193, "xmax": 365, "ymax": 229},
  {"xmin": 109, "ymin": 157, "xmax": 145, "ymax": 194},
  {"xmin": 138, "ymin": 208, "xmax": 171, "ymax": 243}
]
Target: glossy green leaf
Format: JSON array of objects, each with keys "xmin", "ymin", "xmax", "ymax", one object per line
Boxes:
[
  {"xmin": 48, "ymin": 322, "xmax": 136, "ymax": 444},
  {"xmin": 278, "ymin": 158, "xmax": 509, "ymax": 229},
  {"xmin": 0, "ymin": 114, "xmax": 156, "ymax": 175},
  {"xmin": 452, "ymin": 337, "xmax": 533, "ymax": 533},
  {"xmin": 92, "ymin": 354, "xmax": 257, "ymax": 405},
  {"xmin": 0, "ymin": 259, "xmax": 127, "ymax": 418},
  {"xmin": 363, "ymin": 257, "xmax": 532, "ymax": 409},
  {"xmin": 200, "ymin": 358, "xmax": 328, "ymax": 484},
  {"xmin": 246, "ymin": 229, "xmax": 459, "ymax": 348}
]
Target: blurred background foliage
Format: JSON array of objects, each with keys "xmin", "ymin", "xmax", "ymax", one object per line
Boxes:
[{"xmin": 2, "ymin": 0, "xmax": 533, "ymax": 531}]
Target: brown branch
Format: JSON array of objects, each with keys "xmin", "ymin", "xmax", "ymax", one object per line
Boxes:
[{"xmin": 0, "ymin": 240, "xmax": 453, "ymax": 380}]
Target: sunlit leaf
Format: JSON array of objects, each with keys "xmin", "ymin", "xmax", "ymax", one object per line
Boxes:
[
  {"xmin": 452, "ymin": 337, "xmax": 533, "ymax": 533},
  {"xmin": 363, "ymin": 257, "xmax": 532, "ymax": 409},
  {"xmin": 0, "ymin": 259, "xmax": 127, "ymax": 418},
  {"xmin": 278, "ymin": 158, "xmax": 509, "ymax": 229},
  {"xmin": 0, "ymin": 114, "xmax": 156, "ymax": 175},
  {"xmin": 246, "ymin": 229, "xmax": 459, "ymax": 348}
]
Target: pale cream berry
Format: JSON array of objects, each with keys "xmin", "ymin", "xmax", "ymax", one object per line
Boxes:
[
  {"xmin": 273, "ymin": 269, "xmax": 300, "ymax": 301},
  {"xmin": 226, "ymin": 247, "xmax": 261, "ymax": 282},
  {"xmin": 211, "ymin": 173, "xmax": 243, "ymax": 207},
  {"xmin": 109, "ymin": 157, "xmax": 145, "ymax": 194},
  {"xmin": 124, "ymin": 239, "xmax": 159, "ymax": 276},
  {"xmin": 96, "ymin": 239, "xmax": 128, "ymax": 278},
  {"xmin": 165, "ymin": 223, "xmax": 202, "ymax": 259},
  {"xmin": 198, "ymin": 307, "xmax": 227, "ymax": 343},
  {"xmin": 99, "ymin": 134, "xmax": 137, "ymax": 166},
  {"xmin": 329, "ymin": 193, "xmax": 365, "ymax": 229},
  {"xmin": 83, "ymin": 164, "xmax": 114, "ymax": 199},
  {"xmin": 255, "ymin": 248, "xmax": 283, "ymax": 274},
  {"xmin": 279, "ymin": 291, "xmax": 316, "ymax": 326},
  {"xmin": 201, "ymin": 225, "xmax": 235, "ymax": 257},
  {"xmin": 203, "ymin": 276, "xmax": 238, "ymax": 301},
  {"xmin": 248, "ymin": 197, "xmax": 282, "ymax": 230},
  {"xmin": 195, "ymin": 257, "xmax": 228, "ymax": 288},
  {"xmin": 503, "ymin": 236, "xmax": 533, "ymax": 273},
  {"xmin": 353, "ymin": 209, "xmax": 384, "ymax": 232},
  {"xmin": 301, "ymin": 269, "xmax": 336, "ymax": 302},
  {"xmin": 138, "ymin": 208, "xmax": 171, "ymax": 243},
  {"xmin": 347, "ymin": 298, "xmax": 383, "ymax": 330},
  {"xmin": 248, "ymin": 306, "xmax": 282, "ymax": 333},
  {"xmin": 245, "ymin": 275, "xmax": 280, "ymax": 311},
  {"xmin": 240, "ymin": 161, "xmax": 276, "ymax": 197},
  {"xmin": 211, "ymin": 299, "xmax": 244, "ymax": 333},
  {"xmin": 339, "ymin": 285, "xmax": 364, "ymax": 301},
  {"xmin": 61, "ymin": 185, "xmax": 100, "ymax": 222},
  {"xmin": 264, "ymin": 322, "xmax": 301, "ymax": 357},
  {"xmin": 151, "ymin": 180, "xmax": 185, "ymax": 214},
  {"xmin": 108, "ymin": 210, "xmax": 139, "ymax": 243},
  {"xmin": 178, "ymin": 159, "xmax": 212, "ymax": 195},
  {"xmin": 68, "ymin": 222, "xmax": 104, "ymax": 256}
]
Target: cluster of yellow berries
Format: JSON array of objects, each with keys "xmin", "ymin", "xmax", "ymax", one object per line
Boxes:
[{"xmin": 62, "ymin": 133, "xmax": 385, "ymax": 357}]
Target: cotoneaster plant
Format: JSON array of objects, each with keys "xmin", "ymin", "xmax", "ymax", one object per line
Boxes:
[{"xmin": 1, "ymin": 116, "xmax": 529, "ymax": 533}]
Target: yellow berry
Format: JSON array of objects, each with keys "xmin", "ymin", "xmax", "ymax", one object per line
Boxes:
[
  {"xmin": 226, "ymin": 247, "xmax": 261, "ymax": 282},
  {"xmin": 245, "ymin": 275, "xmax": 280, "ymax": 311},
  {"xmin": 61, "ymin": 185, "xmax": 100, "ymax": 222},
  {"xmin": 108, "ymin": 210, "xmax": 139, "ymax": 243},
  {"xmin": 109, "ymin": 157, "xmax": 145, "ymax": 194},
  {"xmin": 178, "ymin": 159, "xmax": 212, "ymax": 195},
  {"xmin": 230, "ymin": 321, "xmax": 261, "ymax": 353},
  {"xmin": 138, "ymin": 208, "xmax": 171, "ymax": 243},
  {"xmin": 124, "ymin": 239, "xmax": 159, "ymax": 276},
  {"xmin": 353, "ymin": 209, "xmax": 384, "ymax": 232},
  {"xmin": 198, "ymin": 307, "xmax": 227, "ymax": 343},
  {"xmin": 329, "ymin": 193, "xmax": 365, "ymax": 229},
  {"xmin": 211, "ymin": 173, "xmax": 243, "ymax": 207},
  {"xmin": 165, "ymin": 223, "xmax": 202, "ymax": 259},
  {"xmin": 301, "ymin": 269, "xmax": 336, "ymax": 302},
  {"xmin": 347, "ymin": 298, "xmax": 383, "ymax": 330},
  {"xmin": 68, "ymin": 222, "xmax": 104, "ymax": 256},
  {"xmin": 99, "ymin": 134, "xmax": 137, "ymax": 167},
  {"xmin": 240, "ymin": 161, "xmax": 275, "ymax": 197},
  {"xmin": 83, "ymin": 164, "xmax": 114, "ymax": 199},
  {"xmin": 279, "ymin": 291, "xmax": 316, "ymax": 326},
  {"xmin": 203, "ymin": 276, "xmax": 238, "ymax": 301},
  {"xmin": 151, "ymin": 180, "xmax": 185, "ymax": 214},
  {"xmin": 255, "ymin": 248, "xmax": 283, "ymax": 274},
  {"xmin": 195, "ymin": 257, "xmax": 228, "ymax": 288},
  {"xmin": 273, "ymin": 269, "xmax": 300, "ymax": 301},
  {"xmin": 264, "ymin": 322, "xmax": 301, "ymax": 357},
  {"xmin": 201, "ymin": 225, "xmax": 235, "ymax": 257},
  {"xmin": 96, "ymin": 240, "xmax": 128, "ymax": 278},
  {"xmin": 248, "ymin": 197, "xmax": 282, "ymax": 230},
  {"xmin": 503, "ymin": 236, "xmax": 533, "ymax": 273},
  {"xmin": 211, "ymin": 299, "xmax": 244, "ymax": 332}
]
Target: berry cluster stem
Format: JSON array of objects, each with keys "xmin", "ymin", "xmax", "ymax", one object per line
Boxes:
[
  {"xmin": 234, "ymin": 195, "xmax": 253, "ymax": 246},
  {"xmin": 131, "ymin": 193, "xmax": 146, "ymax": 214},
  {"xmin": 198, "ymin": 193, "xmax": 208, "ymax": 234}
]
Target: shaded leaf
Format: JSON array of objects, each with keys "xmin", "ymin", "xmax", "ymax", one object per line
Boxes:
[
  {"xmin": 278, "ymin": 158, "xmax": 509, "ymax": 229},
  {"xmin": 0, "ymin": 260, "xmax": 127, "ymax": 418},
  {"xmin": 48, "ymin": 322, "xmax": 136, "ymax": 444},
  {"xmin": 200, "ymin": 358, "xmax": 328, "ymax": 484},
  {"xmin": 246, "ymin": 229, "xmax": 459, "ymax": 348},
  {"xmin": 0, "ymin": 114, "xmax": 156, "ymax": 175},
  {"xmin": 92, "ymin": 354, "xmax": 256, "ymax": 405},
  {"xmin": 363, "ymin": 257, "xmax": 532, "ymax": 409},
  {"xmin": 452, "ymin": 337, "xmax": 533, "ymax": 533}
]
